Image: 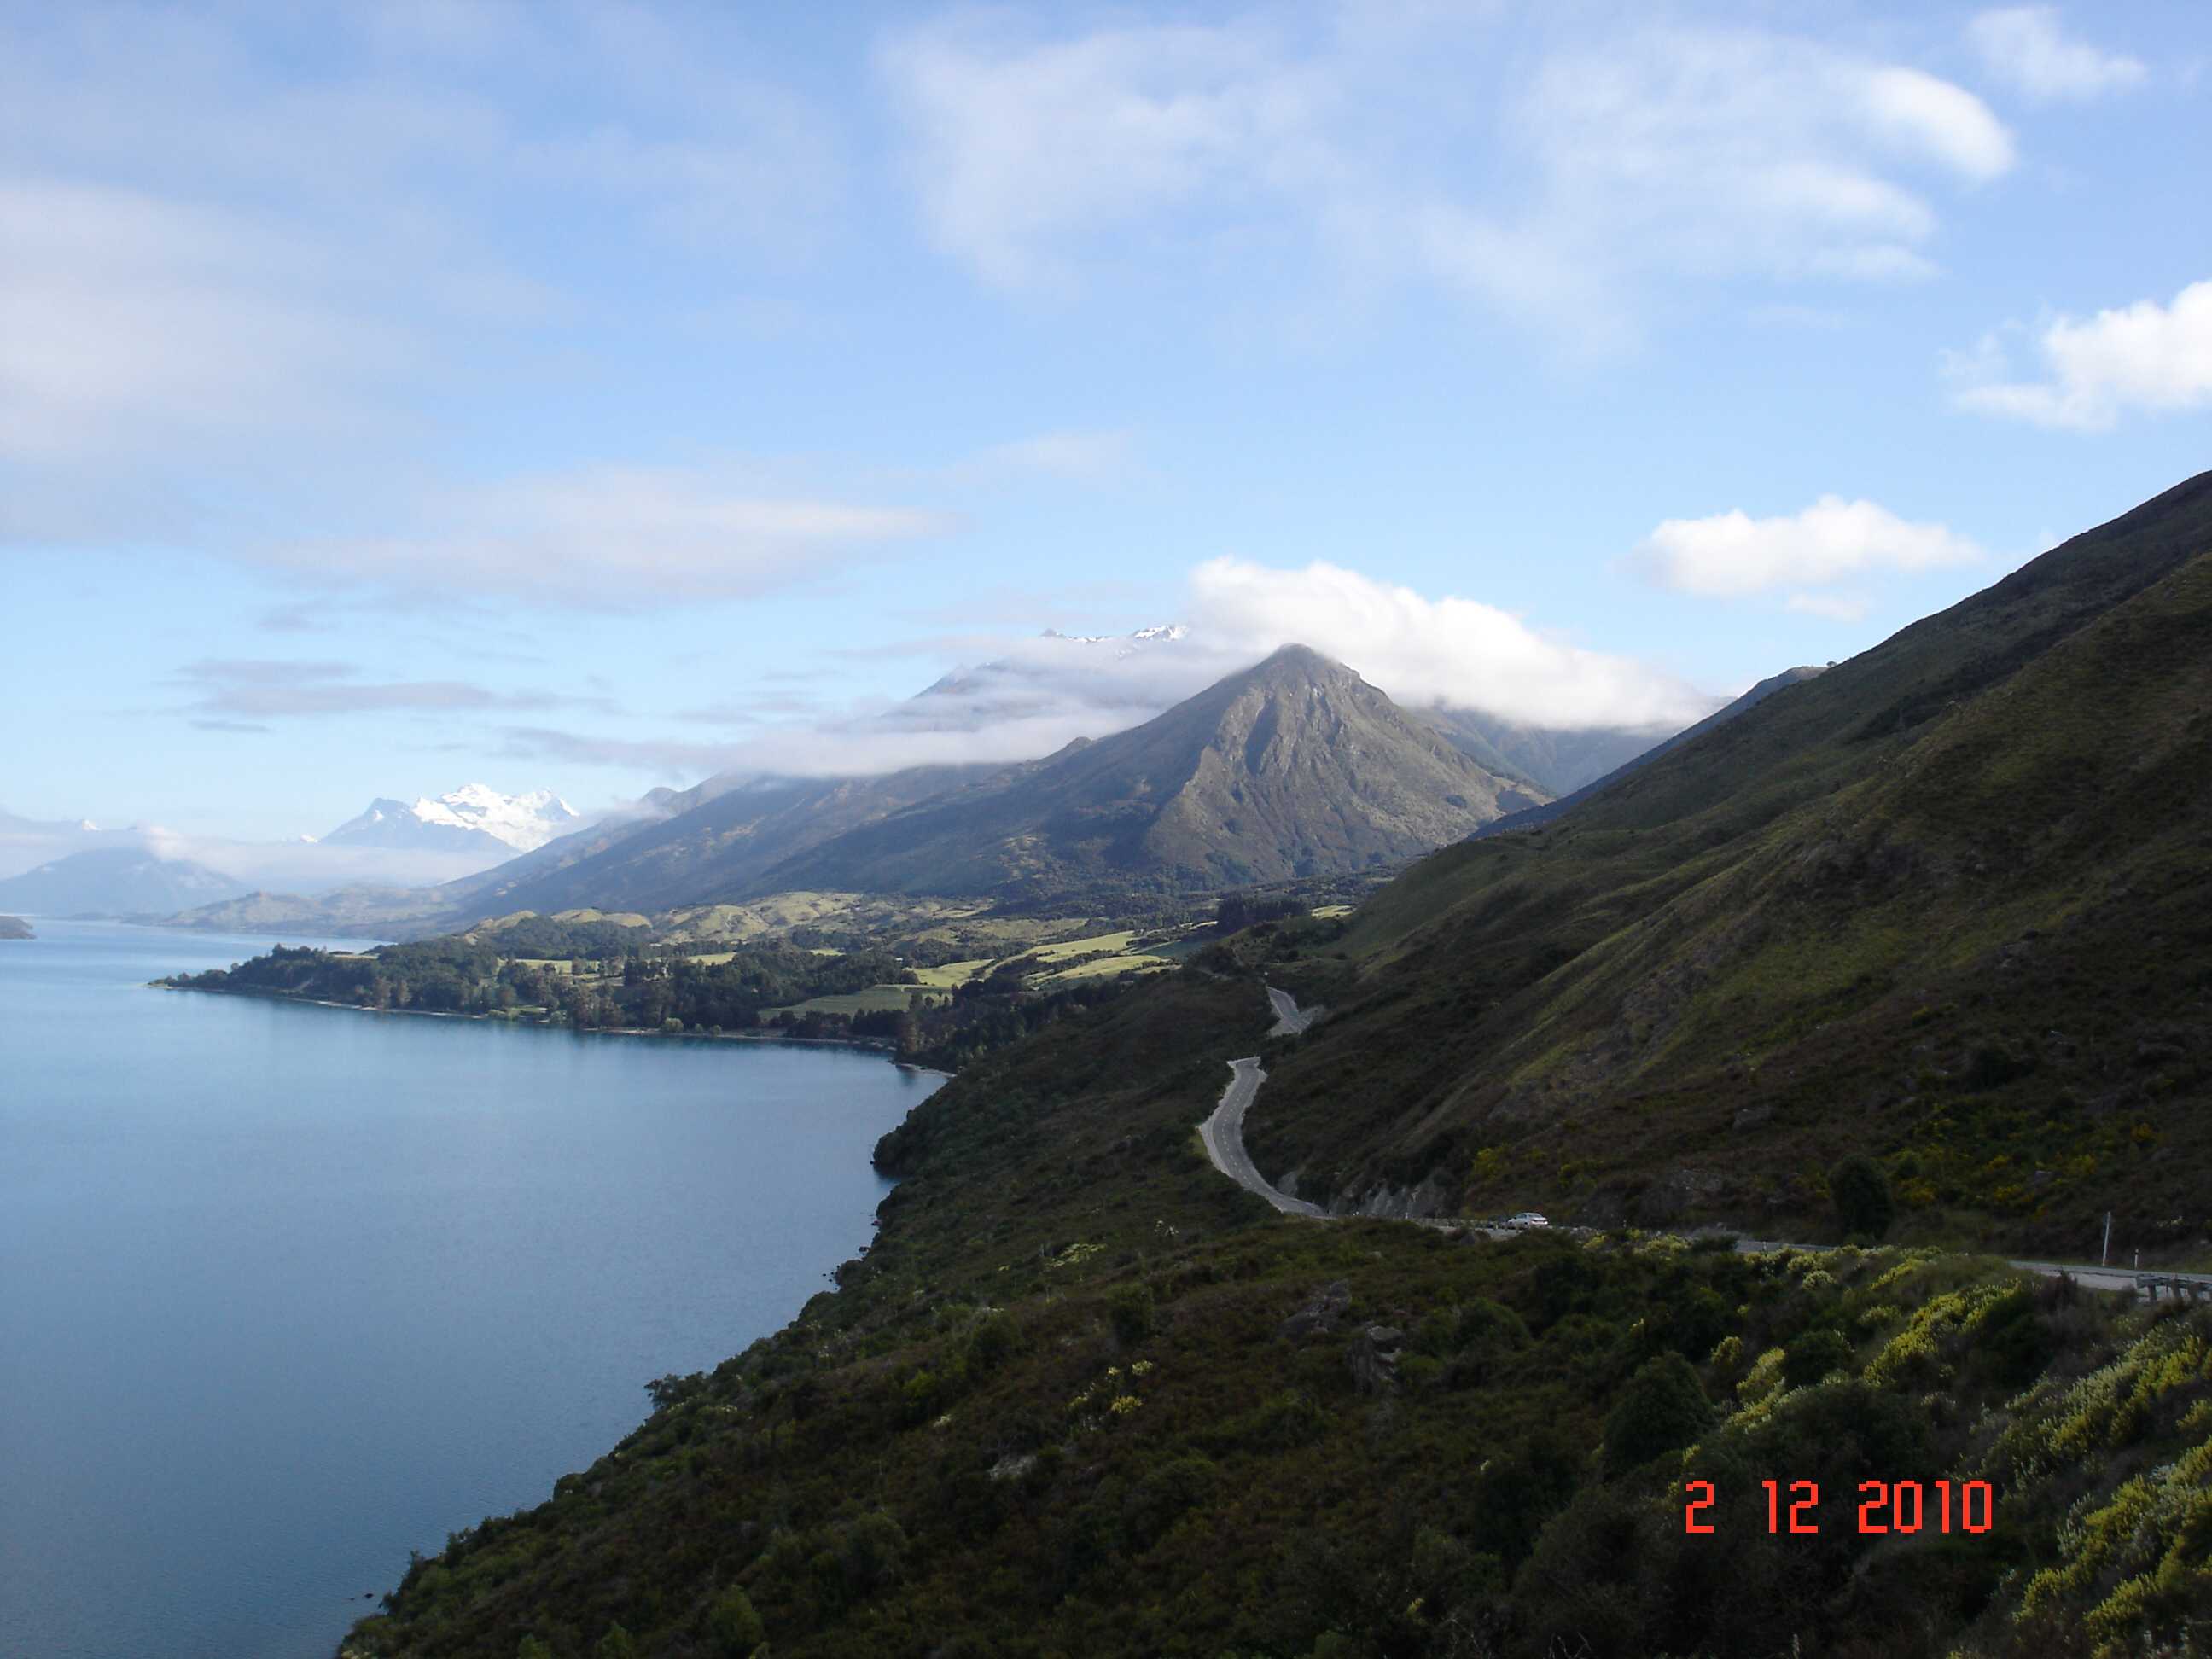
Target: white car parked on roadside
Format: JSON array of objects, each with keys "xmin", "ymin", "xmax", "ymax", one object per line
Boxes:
[{"xmin": 1505, "ymin": 1212, "xmax": 1550, "ymax": 1229}]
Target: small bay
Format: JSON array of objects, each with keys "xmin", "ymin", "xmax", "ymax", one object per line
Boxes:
[{"xmin": 0, "ymin": 922, "xmax": 940, "ymax": 1659}]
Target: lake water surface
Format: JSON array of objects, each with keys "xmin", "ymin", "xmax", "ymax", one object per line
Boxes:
[{"xmin": 0, "ymin": 922, "xmax": 941, "ymax": 1658}]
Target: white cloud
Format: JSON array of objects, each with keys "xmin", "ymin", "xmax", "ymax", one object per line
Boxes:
[
  {"xmin": 877, "ymin": 14, "xmax": 2011, "ymax": 343},
  {"xmin": 149, "ymin": 826, "xmax": 509, "ymax": 893},
  {"xmin": 1860, "ymin": 67, "xmax": 2016, "ymax": 179},
  {"xmin": 1968, "ymin": 8, "xmax": 2146, "ymax": 102},
  {"xmin": 260, "ymin": 464, "xmax": 951, "ymax": 604},
  {"xmin": 0, "ymin": 4, "xmax": 835, "ymax": 502},
  {"xmin": 1638, "ymin": 498, "xmax": 1984, "ymax": 597},
  {"xmin": 504, "ymin": 627, "xmax": 1217, "ymax": 781},
  {"xmin": 1947, "ymin": 280, "xmax": 2212, "ymax": 430},
  {"xmin": 876, "ymin": 17, "xmax": 1332, "ymax": 291},
  {"xmin": 0, "ymin": 178, "xmax": 405, "ymax": 467},
  {"xmin": 1411, "ymin": 205, "xmax": 1630, "ymax": 351},
  {"xmin": 1185, "ymin": 558, "xmax": 1710, "ymax": 730},
  {"xmin": 166, "ymin": 657, "xmax": 609, "ymax": 719},
  {"xmin": 1506, "ymin": 32, "xmax": 2011, "ymax": 300},
  {"xmin": 511, "ymin": 560, "xmax": 1716, "ymax": 783}
]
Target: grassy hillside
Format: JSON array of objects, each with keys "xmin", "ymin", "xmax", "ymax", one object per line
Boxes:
[{"xmin": 1239, "ymin": 474, "xmax": 2212, "ymax": 1256}]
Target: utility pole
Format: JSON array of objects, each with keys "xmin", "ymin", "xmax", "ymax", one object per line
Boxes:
[{"xmin": 2103, "ymin": 1211, "xmax": 2113, "ymax": 1267}]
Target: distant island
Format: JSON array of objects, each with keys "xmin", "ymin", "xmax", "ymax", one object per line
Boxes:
[{"xmin": 0, "ymin": 914, "xmax": 32, "ymax": 940}]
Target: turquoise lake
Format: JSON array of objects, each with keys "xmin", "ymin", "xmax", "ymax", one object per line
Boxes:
[{"xmin": 0, "ymin": 921, "xmax": 941, "ymax": 1658}]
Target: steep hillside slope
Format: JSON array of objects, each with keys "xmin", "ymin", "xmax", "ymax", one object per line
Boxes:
[
  {"xmin": 1470, "ymin": 665, "xmax": 1828, "ymax": 838},
  {"xmin": 1243, "ymin": 473, "xmax": 2212, "ymax": 1251},
  {"xmin": 756, "ymin": 646, "xmax": 1544, "ymax": 902}
]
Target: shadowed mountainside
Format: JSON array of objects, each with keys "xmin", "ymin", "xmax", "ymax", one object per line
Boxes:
[
  {"xmin": 753, "ymin": 645, "xmax": 1544, "ymax": 903},
  {"xmin": 0, "ymin": 846, "xmax": 247, "ymax": 917},
  {"xmin": 1469, "ymin": 665, "xmax": 1829, "ymax": 839},
  {"xmin": 441, "ymin": 767, "xmax": 995, "ymax": 917},
  {"xmin": 1234, "ymin": 472, "xmax": 2212, "ymax": 1250}
]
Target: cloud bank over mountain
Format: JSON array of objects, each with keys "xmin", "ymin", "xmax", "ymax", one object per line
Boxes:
[{"xmin": 501, "ymin": 559, "xmax": 1716, "ymax": 784}]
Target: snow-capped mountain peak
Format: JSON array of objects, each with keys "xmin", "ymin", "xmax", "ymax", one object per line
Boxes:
[
  {"xmin": 321, "ymin": 784, "xmax": 579, "ymax": 854},
  {"xmin": 1035, "ymin": 622, "xmax": 1188, "ymax": 652}
]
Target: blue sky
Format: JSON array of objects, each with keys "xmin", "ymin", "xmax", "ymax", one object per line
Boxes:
[{"xmin": 5, "ymin": 0, "xmax": 2209, "ymax": 847}]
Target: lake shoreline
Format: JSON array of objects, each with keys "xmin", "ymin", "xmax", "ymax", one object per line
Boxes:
[{"xmin": 152, "ymin": 981, "xmax": 958, "ymax": 1077}]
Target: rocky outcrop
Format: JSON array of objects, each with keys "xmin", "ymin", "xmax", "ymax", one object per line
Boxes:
[
  {"xmin": 1277, "ymin": 1281, "xmax": 1352, "ymax": 1342},
  {"xmin": 1347, "ymin": 1325, "xmax": 1406, "ymax": 1395},
  {"xmin": 1341, "ymin": 1173, "xmax": 1452, "ymax": 1220}
]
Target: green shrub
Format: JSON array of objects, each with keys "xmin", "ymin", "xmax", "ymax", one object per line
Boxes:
[
  {"xmin": 1470, "ymin": 1427, "xmax": 1585, "ymax": 1565},
  {"xmin": 1107, "ymin": 1282, "xmax": 1155, "ymax": 1345},
  {"xmin": 964, "ymin": 1313, "xmax": 1016, "ymax": 1376},
  {"xmin": 1971, "ymin": 1287, "xmax": 2053, "ymax": 1388},
  {"xmin": 1782, "ymin": 1327, "xmax": 1854, "ymax": 1389},
  {"xmin": 1531, "ymin": 1251, "xmax": 1600, "ymax": 1327},
  {"xmin": 1125, "ymin": 1454, "xmax": 1220, "ymax": 1548},
  {"xmin": 707, "ymin": 1585, "xmax": 765, "ymax": 1656},
  {"xmin": 1829, "ymin": 1155, "xmax": 1895, "ymax": 1239},
  {"xmin": 1456, "ymin": 1297, "xmax": 1531, "ymax": 1352},
  {"xmin": 1603, "ymin": 1353, "xmax": 1714, "ymax": 1475},
  {"xmin": 838, "ymin": 1510, "xmax": 908, "ymax": 1596},
  {"xmin": 1512, "ymin": 1482, "xmax": 1668, "ymax": 1654},
  {"xmin": 1214, "ymin": 1389, "xmax": 1328, "ymax": 1452}
]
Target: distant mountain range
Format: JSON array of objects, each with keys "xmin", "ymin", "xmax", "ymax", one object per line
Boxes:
[
  {"xmin": 319, "ymin": 784, "xmax": 579, "ymax": 854},
  {"xmin": 449, "ymin": 766, "xmax": 994, "ymax": 918},
  {"xmin": 0, "ymin": 807, "xmax": 102, "ymax": 836},
  {"xmin": 0, "ymin": 784, "xmax": 575, "ymax": 921},
  {"xmin": 0, "ymin": 847, "xmax": 248, "ymax": 918},
  {"xmin": 156, "ymin": 641, "xmax": 1807, "ymax": 934},
  {"xmin": 0, "ymin": 806, "xmax": 112, "ymax": 879},
  {"xmin": 436, "ymin": 644, "xmax": 1541, "ymax": 915}
]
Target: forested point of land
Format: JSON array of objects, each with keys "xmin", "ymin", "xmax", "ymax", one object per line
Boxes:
[{"xmin": 156, "ymin": 922, "xmax": 1167, "ymax": 1069}]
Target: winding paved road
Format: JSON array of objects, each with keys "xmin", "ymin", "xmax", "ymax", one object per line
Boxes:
[
  {"xmin": 1200, "ymin": 1057, "xmax": 1324, "ymax": 1216},
  {"xmin": 1199, "ymin": 985, "xmax": 1325, "ymax": 1215},
  {"xmin": 1734, "ymin": 1237, "xmax": 2212, "ymax": 1296},
  {"xmin": 1266, "ymin": 985, "xmax": 1314, "ymax": 1037},
  {"xmin": 1204, "ymin": 986, "xmax": 2212, "ymax": 1295}
]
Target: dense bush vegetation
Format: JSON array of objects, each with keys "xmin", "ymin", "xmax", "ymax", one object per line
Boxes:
[
  {"xmin": 161, "ymin": 936, "xmax": 920, "ymax": 1029},
  {"xmin": 345, "ymin": 1220, "xmax": 2212, "ymax": 1658}
]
